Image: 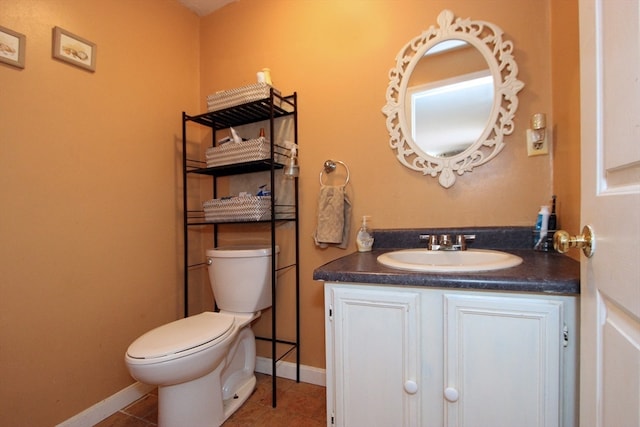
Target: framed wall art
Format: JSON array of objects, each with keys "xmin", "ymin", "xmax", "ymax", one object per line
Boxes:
[
  {"xmin": 0, "ymin": 25, "xmax": 26, "ymax": 69},
  {"xmin": 52, "ymin": 26, "xmax": 96, "ymax": 72}
]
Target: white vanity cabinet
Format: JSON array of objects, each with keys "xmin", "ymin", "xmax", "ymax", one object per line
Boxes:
[{"xmin": 324, "ymin": 283, "xmax": 578, "ymax": 427}]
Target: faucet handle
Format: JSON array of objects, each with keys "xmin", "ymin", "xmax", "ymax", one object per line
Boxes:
[{"xmin": 418, "ymin": 234, "xmax": 439, "ymax": 250}]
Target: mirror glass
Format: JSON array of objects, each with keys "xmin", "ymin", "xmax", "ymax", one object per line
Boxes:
[
  {"xmin": 406, "ymin": 41, "xmax": 493, "ymax": 157},
  {"xmin": 382, "ymin": 10, "xmax": 524, "ymax": 188}
]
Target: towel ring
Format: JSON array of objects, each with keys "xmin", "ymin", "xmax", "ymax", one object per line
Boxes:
[{"xmin": 320, "ymin": 160, "xmax": 350, "ymax": 186}]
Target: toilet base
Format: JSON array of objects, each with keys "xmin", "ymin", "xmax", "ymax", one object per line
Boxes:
[
  {"xmin": 157, "ymin": 361, "xmax": 226, "ymax": 427},
  {"xmin": 222, "ymin": 374, "xmax": 256, "ymax": 420},
  {"xmin": 153, "ymin": 324, "xmax": 259, "ymax": 427},
  {"xmin": 157, "ymin": 369, "xmax": 257, "ymax": 427}
]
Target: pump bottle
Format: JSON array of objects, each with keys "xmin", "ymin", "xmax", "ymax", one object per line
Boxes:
[{"xmin": 356, "ymin": 216, "xmax": 374, "ymax": 252}]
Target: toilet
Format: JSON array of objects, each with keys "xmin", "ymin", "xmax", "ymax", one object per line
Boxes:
[{"xmin": 125, "ymin": 245, "xmax": 278, "ymax": 427}]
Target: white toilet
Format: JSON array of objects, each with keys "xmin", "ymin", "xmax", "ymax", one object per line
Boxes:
[{"xmin": 125, "ymin": 245, "xmax": 277, "ymax": 427}]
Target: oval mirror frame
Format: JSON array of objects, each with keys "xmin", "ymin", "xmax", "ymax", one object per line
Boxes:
[{"xmin": 382, "ymin": 10, "xmax": 524, "ymax": 188}]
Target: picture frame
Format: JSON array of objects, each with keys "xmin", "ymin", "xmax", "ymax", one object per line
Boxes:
[
  {"xmin": 0, "ymin": 25, "xmax": 26, "ymax": 69},
  {"xmin": 52, "ymin": 26, "xmax": 96, "ymax": 72}
]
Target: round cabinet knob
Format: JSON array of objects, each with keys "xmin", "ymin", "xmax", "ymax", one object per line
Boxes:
[
  {"xmin": 444, "ymin": 387, "xmax": 459, "ymax": 402},
  {"xmin": 404, "ymin": 380, "xmax": 418, "ymax": 394}
]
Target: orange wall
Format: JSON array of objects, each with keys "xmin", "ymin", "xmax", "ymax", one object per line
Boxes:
[
  {"xmin": 551, "ymin": 0, "xmax": 581, "ymax": 260},
  {"xmin": 0, "ymin": 0, "xmax": 199, "ymax": 425},
  {"xmin": 198, "ymin": 0, "xmax": 561, "ymax": 369},
  {"xmin": 0, "ymin": 0, "xmax": 580, "ymax": 425}
]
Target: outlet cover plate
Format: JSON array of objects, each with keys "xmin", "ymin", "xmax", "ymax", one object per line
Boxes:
[{"xmin": 527, "ymin": 129, "xmax": 549, "ymax": 156}]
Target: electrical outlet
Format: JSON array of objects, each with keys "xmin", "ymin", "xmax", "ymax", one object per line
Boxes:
[{"xmin": 527, "ymin": 129, "xmax": 548, "ymax": 156}]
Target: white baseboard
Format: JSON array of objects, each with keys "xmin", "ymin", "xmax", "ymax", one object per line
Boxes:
[
  {"xmin": 255, "ymin": 356, "xmax": 326, "ymax": 387},
  {"xmin": 57, "ymin": 359, "xmax": 325, "ymax": 427},
  {"xmin": 56, "ymin": 381, "xmax": 155, "ymax": 427}
]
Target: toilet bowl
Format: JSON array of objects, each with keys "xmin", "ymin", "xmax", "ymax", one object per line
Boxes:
[{"xmin": 125, "ymin": 245, "xmax": 277, "ymax": 427}]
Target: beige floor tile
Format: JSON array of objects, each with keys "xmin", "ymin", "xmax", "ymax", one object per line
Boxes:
[{"xmin": 94, "ymin": 374, "xmax": 325, "ymax": 427}]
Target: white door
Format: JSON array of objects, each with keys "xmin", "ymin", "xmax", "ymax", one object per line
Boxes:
[{"xmin": 579, "ymin": 0, "xmax": 640, "ymax": 425}]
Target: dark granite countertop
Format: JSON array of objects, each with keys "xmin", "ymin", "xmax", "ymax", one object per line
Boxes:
[{"xmin": 312, "ymin": 227, "xmax": 580, "ymax": 295}]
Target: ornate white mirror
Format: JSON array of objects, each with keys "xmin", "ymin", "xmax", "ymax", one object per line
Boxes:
[{"xmin": 382, "ymin": 10, "xmax": 524, "ymax": 188}]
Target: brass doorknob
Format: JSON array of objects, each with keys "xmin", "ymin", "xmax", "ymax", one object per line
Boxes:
[{"xmin": 553, "ymin": 225, "xmax": 595, "ymax": 258}]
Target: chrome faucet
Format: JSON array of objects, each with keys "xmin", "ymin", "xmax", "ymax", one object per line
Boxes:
[{"xmin": 419, "ymin": 234, "xmax": 476, "ymax": 251}]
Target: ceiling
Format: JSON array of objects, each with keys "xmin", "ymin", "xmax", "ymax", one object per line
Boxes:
[{"xmin": 178, "ymin": 0, "xmax": 237, "ymax": 16}]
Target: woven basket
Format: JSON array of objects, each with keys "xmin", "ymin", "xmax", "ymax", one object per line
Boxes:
[
  {"xmin": 205, "ymin": 137, "xmax": 287, "ymax": 168},
  {"xmin": 203, "ymin": 196, "xmax": 271, "ymax": 222},
  {"xmin": 206, "ymin": 83, "xmax": 280, "ymax": 112}
]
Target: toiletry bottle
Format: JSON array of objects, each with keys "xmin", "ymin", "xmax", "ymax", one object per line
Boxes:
[
  {"xmin": 534, "ymin": 205, "xmax": 550, "ymax": 250},
  {"xmin": 356, "ymin": 216, "xmax": 374, "ymax": 252},
  {"xmin": 262, "ymin": 68, "xmax": 272, "ymax": 86},
  {"xmin": 548, "ymin": 195, "xmax": 557, "ymax": 231}
]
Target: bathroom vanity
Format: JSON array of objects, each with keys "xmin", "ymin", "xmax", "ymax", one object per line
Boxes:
[{"xmin": 313, "ymin": 228, "xmax": 579, "ymax": 427}]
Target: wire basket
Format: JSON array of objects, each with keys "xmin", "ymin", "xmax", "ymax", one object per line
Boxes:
[
  {"xmin": 206, "ymin": 82, "xmax": 280, "ymax": 112},
  {"xmin": 205, "ymin": 137, "xmax": 287, "ymax": 168},
  {"xmin": 203, "ymin": 196, "xmax": 272, "ymax": 222}
]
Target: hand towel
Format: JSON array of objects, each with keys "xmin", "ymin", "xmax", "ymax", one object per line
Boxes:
[{"xmin": 314, "ymin": 185, "xmax": 352, "ymax": 249}]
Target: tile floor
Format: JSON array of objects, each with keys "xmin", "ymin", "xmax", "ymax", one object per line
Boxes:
[{"xmin": 94, "ymin": 373, "xmax": 326, "ymax": 427}]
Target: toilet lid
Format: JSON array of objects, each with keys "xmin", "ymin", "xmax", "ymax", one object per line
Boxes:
[{"xmin": 127, "ymin": 312, "xmax": 235, "ymax": 359}]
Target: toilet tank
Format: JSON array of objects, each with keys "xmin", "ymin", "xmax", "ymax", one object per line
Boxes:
[{"xmin": 206, "ymin": 245, "xmax": 279, "ymax": 313}]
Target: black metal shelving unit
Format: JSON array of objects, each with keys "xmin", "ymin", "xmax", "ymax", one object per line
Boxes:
[{"xmin": 181, "ymin": 89, "xmax": 299, "ymax": 407}]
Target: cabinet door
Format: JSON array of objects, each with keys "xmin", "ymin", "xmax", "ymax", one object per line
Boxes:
[
  {"xmin": 326, "ymin": 285, "xmax": 420, "ymax": 427},
  {"xmin": 443, "ymin": 294, "xmax": 563, "ymax": 427}
]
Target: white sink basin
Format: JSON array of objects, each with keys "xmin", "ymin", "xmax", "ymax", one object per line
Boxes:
[{"xmin": 377, "ymin": 249, "xmax": 523, "ymax": 272}]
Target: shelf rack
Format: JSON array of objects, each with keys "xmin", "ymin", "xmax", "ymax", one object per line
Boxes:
[{"xmin": 181, "ymin": 89, "xmax": 299, "ymax": 407}]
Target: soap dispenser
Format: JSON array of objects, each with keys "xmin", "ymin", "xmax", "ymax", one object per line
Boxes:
[{"xmin": 356, "ymin": 215, "xmax": 374, "ymax": 252}]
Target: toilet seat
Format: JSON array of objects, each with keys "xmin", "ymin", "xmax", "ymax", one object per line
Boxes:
[{"xmin": 127, "ymin": 312, "xmax": 235, "ymax": 361}]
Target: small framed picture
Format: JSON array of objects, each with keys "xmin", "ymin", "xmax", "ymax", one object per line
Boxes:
[
  {"xmin": 0, "ymin": 25, "xmax": 26, "ymax": 69},
  {"xmin": 52, "ymin": 26, "xmax": 96, "ymax": 72}
]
